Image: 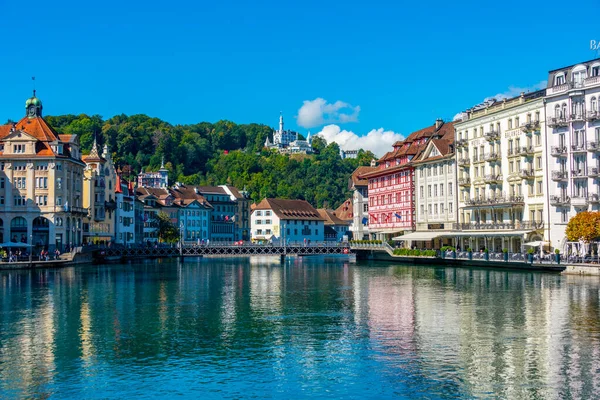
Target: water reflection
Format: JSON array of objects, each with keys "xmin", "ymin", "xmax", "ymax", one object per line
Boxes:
[{"xmin": 0, "ymin": 259, "xmax": 600, "ymax": 398}]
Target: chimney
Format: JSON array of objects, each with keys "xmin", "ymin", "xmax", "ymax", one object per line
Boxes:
[
  {"xmin": 370, "ymin": 159, "xmax": 376, "ymax": 167},
  {"xmin": 435, "ymin": 118, "xmax": 443, "ymax": 130}
]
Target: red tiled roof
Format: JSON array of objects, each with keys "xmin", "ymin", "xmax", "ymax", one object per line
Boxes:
[
  {"xmin": 334, "ymin": 199, "xmax": 353, "ymax": 221},
  {"xmin": 14, "ymin": 116, "xmax": 58, "ymax": 142},
  {"xmin": 317, "ymin": 209, "xmax": 350, "ymax": 226},
  {"xmin": 350, "ymin": 166, "xmax": 377, "ymax": 187},
  {"xmin": 253, "ymin": 198, "xmax": 324, "ymax": 221}
]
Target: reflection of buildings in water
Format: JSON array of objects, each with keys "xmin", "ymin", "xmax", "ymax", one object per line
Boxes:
[
  {"xmin": 249, "ymin": 265, "xmax": 282, "ymax": 317},
  {"xmin": 80, "ymin": 293, "xmax": 94, "ymax": 362},
  {"xmin": 0, "ymin": 285, "xmax": 57, "ymax": 397},
  {"xmin": 220, "ymin": 266, "xmax": 238, "ymax": 343},
  {"xmin": 249, "ymin": 256, "xmax": 281, "ymax": 267},
  {"xmin": 365, "ymin": 272, "xmax": 416, "ymax": 359}
]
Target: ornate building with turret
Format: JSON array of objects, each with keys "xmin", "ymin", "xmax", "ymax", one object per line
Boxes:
[
  {"xmin": 264, "ymin": 113, "xmax": 314, "ymax": 154},
  {"xmin": 137, "ymin": 157, "xmax": 169, "ymax": 188},
  {"xmin": 0, "ymin": 92, "xmax": 87, "ymax": 251}
]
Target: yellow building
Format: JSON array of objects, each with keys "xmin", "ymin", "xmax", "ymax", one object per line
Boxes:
[
  {"xmin": 82, "ymin": 140, "xmax": 117, "ymax": 244},
  {"xmin": 0, "ymin": 92, "xmax": 87, "ymax": 251}
]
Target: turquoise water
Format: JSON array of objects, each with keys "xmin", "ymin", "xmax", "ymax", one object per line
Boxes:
[{"xmin": 1, "ymin": 257, "xmax": 599, "ymax": 399}]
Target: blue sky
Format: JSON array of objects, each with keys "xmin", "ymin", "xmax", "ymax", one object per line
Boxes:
[{"xmin": 1, "ymin": 0, "xmax": 599, "ymax": 155}]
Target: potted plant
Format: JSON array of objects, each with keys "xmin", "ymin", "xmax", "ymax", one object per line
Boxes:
[
  {"xmin": 451, "ymin": 247, "xmax": 457, "ymax": 259},
  {"xmin": 467, "ymin": 247, "xmax": 473, "ymax": 260},
  {"xmin": 527, "ymin": 247, "xmax": 535, "ymax": 263},
  {"xmin": 502, "ymin": 248, "xmax": 509, "ymax": 262},
  {"xmin": 484, "ymin": 248, "xmax": 489, "ymax": 261},
  {"xmin": 554, "ymin": 248, "xmax": 561, "ymax": 264}
]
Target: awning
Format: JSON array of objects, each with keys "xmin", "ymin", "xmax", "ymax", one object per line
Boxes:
[
  {"xmin": 524, "ymin": 241, "xmax": 546, "ymax": 247},
  {"xmin": 392, "ymin": 231, "xmax": 450, "ymax": 241},
  {"xmin": 371, "ymin": 229, "xmax": 408, "ymax": 235}
]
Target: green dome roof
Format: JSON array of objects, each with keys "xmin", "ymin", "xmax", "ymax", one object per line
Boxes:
[{"xmin": 25, "ymin": 96, "xmax": 42, "ymax": 108}]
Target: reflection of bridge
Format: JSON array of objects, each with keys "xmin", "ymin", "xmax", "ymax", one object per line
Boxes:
[{"xmin": 96, "ymin": 243, "xmax": 353, "ymax": 260}]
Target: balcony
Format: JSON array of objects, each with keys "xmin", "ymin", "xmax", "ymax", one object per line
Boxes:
[
  {"xmin": 484, "ymin": 174, "xmax": 502, "ymax": 184},
  {"xmin": 571, "ymin": 143, "xmax": 587, "ymax": 153},
  {"xmin": 570, "ymin": 113, "xmax": 585, "ymax": 122},
  {"xmin": 484, "ymin": 130, "xmax": 499, "ymax": 141},
  {"xmin": 584, "ymin": 76, "xmax": 600, "ymax": 87},
  {"xmin": 465, "ymin": 195, "xmax": 524, "ymax": 207},
  {"xmin": 572, "ymin": 169, "xmax": 588, "ymax": 178},
  {"xmin": 586, "ymin": 110, "xmax": 600, "ymax": 122},
  {"xmin": 517, "ymin": 146, "xmax": 534, "ymax": 157},
  {"xmin": 547, "ymin": 117, "xmax": 568, "ymax": 128},
  {"xmin": 458, "ymin": 177, "xmax": 471, "ymax": 186},
  {"xmin": 588, "ymin": 167, "xmax": 600, "ymax": 177},
  {"xmin": 587, "ymin": 142, "xmax": 600, "ymax": 152},
  {"xmin": 452, "ymin": 221, "xmax": 542, "ymax": 231},
  {"xmin": 571, "ymin": 196, "xmax": 589, "ymax": 208},
  {"xmin": 550, "ymin": 196, "xmax": 570, "ymax": 206},
  {"xmin": 458, "ymin": 157, "xmax": 470, "ymax": 166},
  {"xmin": 551, "ymin": 146, "xmax": 567, "ymax": 157},
  {"xmin": 484, "ymin": 152, "xmax": 501, "ymax": 162},
  {"xmin": 456, "ymin": 139, "xmax": 468, "ymax": 147},
  {"xmin": 589, "ymin": 194, "xmax": 600, "ymax": 203},
  {"xmin": 519, "ymin": 169, "xmax": 535, "ymax": 180},
  {"xmin": 520, "ymin": 120, "xmax": 540, "ymax": 133},
  {"xmin": 472, "ymin": 155, "xmax": 482, "ymax": 163},
  {"xmin": 551, "ymin": 170, "xmax": 568, "ymax": 181}
]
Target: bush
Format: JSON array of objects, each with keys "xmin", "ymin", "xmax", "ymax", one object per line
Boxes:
[
  {"xmin": 502, "ymin": 248, "xmax": 508, "ymax": 253},
  {"xmin": 440, "ymin": 246, "xmax": 456, "ymax": 252},
  {"xmin": 484, "ymin": 248, "xmax": 489, "ymax": 253},
  {"xmin": 392, "ymin": 248, "xmax": 436, "ymax": 257}
]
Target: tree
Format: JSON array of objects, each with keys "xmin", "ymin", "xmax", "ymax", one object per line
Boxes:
[
  {"xmin": 566, "ymin": 211, "xmax": 600, "ymax": 242},
  {"xmin": 156, "ymin": 212, "xmax": 180, "ymax": 243}
]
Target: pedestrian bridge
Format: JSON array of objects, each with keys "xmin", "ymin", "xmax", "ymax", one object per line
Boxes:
[{"xmin": 96, "ymin": 243, "xmax": 356, "ymax": 260}]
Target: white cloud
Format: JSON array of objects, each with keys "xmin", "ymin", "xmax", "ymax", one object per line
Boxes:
[
  {"xmin": 296, "ymin": 98, "xmax": 360, "ymax": 128},
  {"xmin": 315, "ymin": 124, "xmax": 404, "ymax": 157},
  {"xmin": 485, "ymin": 80, "xmax": 547, "ymax": 101}
]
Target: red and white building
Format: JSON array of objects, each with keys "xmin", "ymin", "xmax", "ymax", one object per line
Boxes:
[{"xmin": 361, "ymin": 120, "xmax": 450, "ymax": 241}]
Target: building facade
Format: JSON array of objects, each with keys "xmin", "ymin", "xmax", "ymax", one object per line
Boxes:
[
  {"xmin": 362, "ymin": 120, "xmax": 452, "ymax": 241},
  {"xmin": 348, "ymin": 165, "xmax": 376, "ymax": 240},
  {"xmin": 115, "ymin": 176, "xmax": 135, "ymax": 245},
  {"xmin": 137, "ymin": 158, "xmax": 169, "ymax": 189},
  {"xmin": 0, "ymin": 93, "xmax": 86, "ymax": 251},
  {"xmin": 220, "ymin": 185, "xmax": 251, "ymax": 241},
  {"xmin": 545, "ymin": 59, "xmax": 600, "ymax": 249},
  {"xmin": 265, "ymin": 113, "xmax": 313, "ymax": 154},
  {"xmin": 454, "ymin": 91, "xmax": 547, "ymax": 252},
  {"xmin": 251, "ymin": 198, "xmax": 325, "ymax": 243},
  {"xmin": 317, "ymin": 208, "xmax": 350, "ymax": 241},
  {"xmin": 82, "ymin": 141, "xmax": 117, "ymax": 244},
  {"xmin": 410, "ymin": 123, "xmax": 457, "ymax": 248}
]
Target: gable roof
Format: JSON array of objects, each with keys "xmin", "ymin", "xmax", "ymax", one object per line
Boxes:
[
  {"xmin": 350, "ymin": 166, "xmax": 377, "ymax": 188},
  {"xmin": 334, "ymin": 198, "xmax": 353, "ymax": 221},
  {"xmin": 317, "ymin": 208, "xmax": 350, "ymax": 226},
  {"xmin": 253, "ymin": 198, "xmax": 324, "ymax": 221}
]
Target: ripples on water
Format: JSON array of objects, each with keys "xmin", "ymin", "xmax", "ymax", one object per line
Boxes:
[{"xmin": 1, "ymin": 257, "xmax": 600, "ymax": 399}]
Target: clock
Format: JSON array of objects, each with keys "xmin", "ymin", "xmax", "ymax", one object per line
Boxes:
[{"xmin": 28, "ymin": 105, "xmax": 36, "ymax": 117}]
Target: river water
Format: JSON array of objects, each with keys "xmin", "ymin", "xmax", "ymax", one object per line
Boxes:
[{"xmin": 1, "ymin": 257, "xmax": 599, "ymax": 399}]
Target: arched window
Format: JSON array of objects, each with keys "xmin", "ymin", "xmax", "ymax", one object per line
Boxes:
[
  {"xmin": 572, "ymin": 65, "xmax": 587, "ymax": 87},
  {"xmin": 561, "ymin": 103, "xmax": 567, "ymax": 118}
]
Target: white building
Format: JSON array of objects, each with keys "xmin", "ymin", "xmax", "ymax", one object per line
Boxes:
[
  {"xmin": 545, "ymin": 59, "xmax": 600, "ymax": 249},
  {"xmin": 265, "ymin": 113, "xmax": 313, "ymax": 154},
  {"xmin": 409, "ymin": 120, "xmax": 457, "ymax": 248},
  {"xmin": 251, "ymin": 198, "xmax": 325, "ymax": 243},
  {"xmin": 348, "ymin": 165, "xmax": 376, "ymax": 240},
  {"xmin": 453, "ymin": 91, "xmax": 547, "ymax": 252},
  {"xmin": 114, "ymin": 176, "xmax": 135, "ymax": 245}
]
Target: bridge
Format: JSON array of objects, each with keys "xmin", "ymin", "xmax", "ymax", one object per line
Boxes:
[{"xmin": 95, "ymin": 242, "xmax": 356, "ymax": 261}]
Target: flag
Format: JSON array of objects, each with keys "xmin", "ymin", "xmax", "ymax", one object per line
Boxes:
[
  {"xmin": 362, "ymin": 217, "xmax": 368, "ymax": 224},
  {"xmin": 225, "ymin": 215, "xmax": 229, "ymax": 221},
  {"xmin": 395, "ymin": 213, "xmax": 402, "ymax": 219}
]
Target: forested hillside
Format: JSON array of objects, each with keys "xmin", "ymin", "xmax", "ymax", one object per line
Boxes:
[{"xmin": 44, "ymin": 114, "xmax": 376, "ymax": 208}]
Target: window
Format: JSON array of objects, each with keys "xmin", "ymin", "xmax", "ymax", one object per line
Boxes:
[
  {"xmin": 515, "ymin": 117, "xmax": 519, "ymax": 127},
  {"xmin": 555, "ymin": 74, "xmax": 565, "ymax": 85},
  {"xmin": 536, "ymin": 156, "xmax": 542, "ymax": 169},
  {"xmin": 434, "ymin": 204, "xmax": 438, "ymax": 215},
  {"xmin": 508, "ymin": 119, "xmax": 512, "ymax": 129},
  {"xmin": 420, "ymin": 204, "xmax": 424, "ymax": 215},
  {"xmin": 13, "ymin": 144, "xmax": 25, "ymax": 153},
  {"xmin": 448, "ymin": 183, "xmax": 452, "ymax": 196},
  {"xmin": 536, "ymin": 180, "xmax": 543, "ymax": 195},
  {"xmin": 592, "ymin": 65, "xmax": 600, "ymax": 77},
  {"xmin": 428, "ymin": 185, "xmax": 431, "ymax": 196},
  {"xmin": 57, "ymin": 197, "xmax": 62, "ymax": 206},
  {"xmin": 0, "ymin": 196, "xmax": 3, "ymax": 205},
  {"xmin": 265, "ymin": 211, "xmax": 271, "ymax": 216},
  {"xmin": 440, "ymin": 184, "xmax": 444, "ymax": 196},
  {"xmin": 535, "ymin": 133, "xmax": 541, "ymax": 146},
  {"xmin": 592, "ymin": 97, "xmax": 598, "ymax": 111},
  {"xmin": 420, "ymin": 186, "xmax": 424, "ymax": 198},
  {"xmin": 434, "ymin": 185, "xmax": 438, "ymax": 196},
  {"xmin": 448, "ymin": 202, "xmax": 453, "ymax": 214},
  {"xmin": 256, "ymin": 211, "xmax": 262, "ymax": 216}
]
